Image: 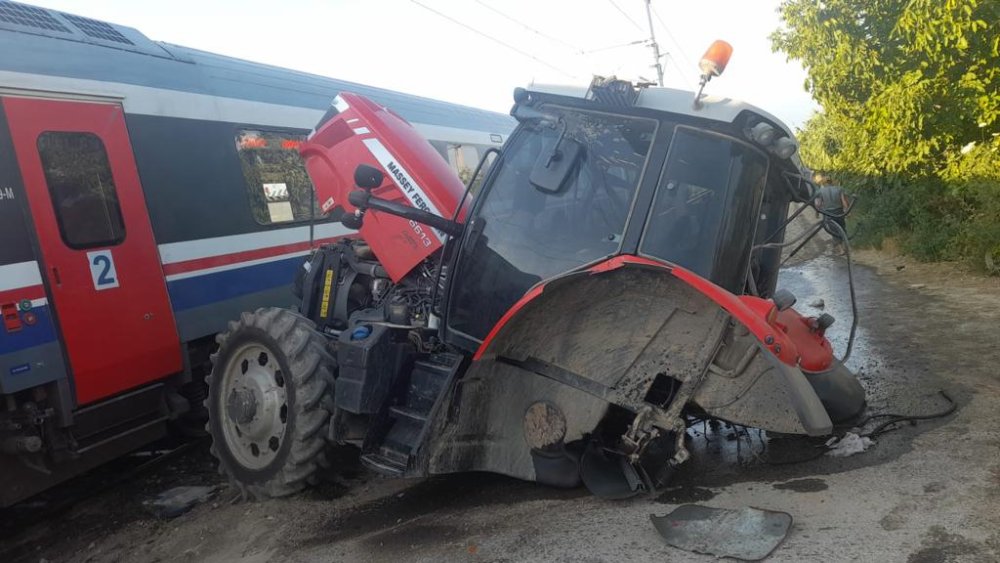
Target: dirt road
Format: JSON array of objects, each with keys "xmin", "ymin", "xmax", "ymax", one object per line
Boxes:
[{"xmin": 2, "ymin": 254, "xmax": 999, "ymax": 563}]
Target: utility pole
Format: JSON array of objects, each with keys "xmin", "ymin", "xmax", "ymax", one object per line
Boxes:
[{"xmin": 644, "ymin": 0, "xmax": 664, "ymax": 86}]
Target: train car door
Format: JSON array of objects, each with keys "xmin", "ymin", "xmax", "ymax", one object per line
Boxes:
[{"xmin": 2, "ymin": 97, "xmax": 181, "ymax": 405}]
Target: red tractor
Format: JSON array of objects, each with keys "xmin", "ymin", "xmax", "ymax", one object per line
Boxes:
[{"xmin": 205, "ymin": 72, "xmax": 865, "ymax": 499}]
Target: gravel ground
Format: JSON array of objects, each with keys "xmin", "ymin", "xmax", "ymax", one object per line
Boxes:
[{"xmin": 2, "ymin": 251, "xmax": 998, "ymax": 563}]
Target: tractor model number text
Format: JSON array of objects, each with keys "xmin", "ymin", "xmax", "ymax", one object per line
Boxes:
[{"xmin": 409, "ymin": 220, "xmax": 433, "ymax": 247}]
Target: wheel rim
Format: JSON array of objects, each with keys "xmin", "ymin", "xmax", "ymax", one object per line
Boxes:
[{"xmin": 218, "ymin": 341, "xmax": 289, "ymax": 470}]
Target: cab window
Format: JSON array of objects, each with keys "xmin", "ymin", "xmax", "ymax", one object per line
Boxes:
[{"xmin": 641, "ymin": 127, "xmax": 768, "ymax": 292}]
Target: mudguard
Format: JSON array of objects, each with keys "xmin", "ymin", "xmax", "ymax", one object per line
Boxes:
[{"xmin": 426, "ymin": 259, "xmax": 836, "ymax": 482}]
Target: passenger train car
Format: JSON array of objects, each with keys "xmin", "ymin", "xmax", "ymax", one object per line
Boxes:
[{"xmin": 0, "ymin": 0, "xmax": 513, "ymax": 505}]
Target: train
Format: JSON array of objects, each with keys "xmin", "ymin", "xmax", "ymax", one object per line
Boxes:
[{"xmin": 0, "ymin": 0, "xmax": 513, "ymax": 506}]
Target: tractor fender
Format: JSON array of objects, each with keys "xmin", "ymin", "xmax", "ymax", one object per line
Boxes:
[
  {"xmin": 474, "ymin": 255, "xmax": 802, "ymax": 366},
  {"xmin": 428, "ymin": 258, "xmax": 832, "ymax": 482},
  {"xmin": 473, "ymin": 255, "xmax": 833, "ymax": 437}
]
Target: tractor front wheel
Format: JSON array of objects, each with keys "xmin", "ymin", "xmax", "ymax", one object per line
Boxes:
[{"xmin": 206, "ymin": 307, "xmax": 336, "ymax": 499}]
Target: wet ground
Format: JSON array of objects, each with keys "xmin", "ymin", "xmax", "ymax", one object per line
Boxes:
[{"xmin": 2, "ymin": 253, "xmax": 999, "ymax": 562}]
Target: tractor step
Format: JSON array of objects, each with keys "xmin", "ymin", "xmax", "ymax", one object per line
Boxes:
[
  {"xmin": 388, "ymin": 405, "xmax": 428, "ymax": 424},
  {"xmin": 363, "ymin": 353, "xmax": 463, "ymax": 477},
  {"xmin": 359, "ymin": 452, "xmax": 406, "ymax": 476}
]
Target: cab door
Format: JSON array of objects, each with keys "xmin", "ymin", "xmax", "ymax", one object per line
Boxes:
[{"xmin": 2, "ymin": 97, "xmax": 181, "ymax": 405}]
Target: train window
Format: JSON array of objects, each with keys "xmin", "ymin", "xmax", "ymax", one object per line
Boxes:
[
  {"xmin": 435, "ymin": 142, "xmax": 498, "ymax": 194},
  {"xmin": 36, "ymin": 132, "xmax": 126, "ymax": 249},
  {"xmin": 235, "ymin": 130, "xmax": 316, "ymax": 225},
  {"xmin": 446, "ymin": 144, "xmax": 481, "ymax": 182}
]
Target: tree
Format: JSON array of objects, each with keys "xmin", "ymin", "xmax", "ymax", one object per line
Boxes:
[{"xmin": 772, "ymin": 0, "xmax": 1000, "ymax": 265}]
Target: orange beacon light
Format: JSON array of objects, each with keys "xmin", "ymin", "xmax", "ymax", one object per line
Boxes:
[{"xmin": 694, "ymin": 40, "xmax": 734, "ymax": 109}]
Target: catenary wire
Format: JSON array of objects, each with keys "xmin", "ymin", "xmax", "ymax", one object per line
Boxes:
[
  {"xmin": 606, "ymin": 0, "xmax": 645, "ymax": 32},
  {"xmin": 473, "ymin": 0, "xmax": 584, "ymax": 53},
  {"xmin": 410, "ymin": 0, "xmax": 577, "ymax": 78}
]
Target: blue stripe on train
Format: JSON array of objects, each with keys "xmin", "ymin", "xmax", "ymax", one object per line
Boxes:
[
  {"xmin": 0, "ymin": 305, "xmax": 58, "ymax": 355},
  {"xmin": 2, "ymin": 258, "xmax": 303, "ymax": 355},
  {"xmin": 166, "ymin": 256, "xmax": 303, "ymax": 312}
]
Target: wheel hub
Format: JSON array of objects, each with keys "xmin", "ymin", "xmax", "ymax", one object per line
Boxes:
[
  {"xmin": 218, "ymin": 343, "xmax": 288, "ymax": 470},
  {"xmin": 227, "ymin": 388, "xmax": 258, "ymax": 425}
]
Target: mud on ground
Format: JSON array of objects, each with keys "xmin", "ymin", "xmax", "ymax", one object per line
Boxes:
[{"xmin": 2, "ymin": 250, "xmax": 999, "ymax": 563}]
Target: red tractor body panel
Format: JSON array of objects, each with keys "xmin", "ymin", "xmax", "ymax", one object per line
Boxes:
[
  {"xmin": 299, "ymin": 92, "xmax": 468, "ymax": 282},
  {"xmin": 475, "ymin": 254, "xmax": 834, "ymax": 373}
]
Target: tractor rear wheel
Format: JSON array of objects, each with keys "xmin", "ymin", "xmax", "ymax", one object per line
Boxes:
[{"xmin": 206, "ymin": 307, "xmax": 336, "ymax": 499}]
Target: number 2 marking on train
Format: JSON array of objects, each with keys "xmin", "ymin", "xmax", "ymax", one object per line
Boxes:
[{"xmin": 87, "ymin": 250, "xmax": 120, "ymax": 290}]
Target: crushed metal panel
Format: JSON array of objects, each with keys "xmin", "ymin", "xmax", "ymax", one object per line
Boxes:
[
  {"xmin": 425, "ymin": 358, "xmax": 608, "ymax": 481},
  {"xmin": 490, "ymin": 268, "xmax": 727, "ymax": 409},
  {"xmin": 692, "ymin": 324, "xmax": 832, "ymax": 436},
  {"xmin": 428, "ymin": 268, "xmax": 727, "ymax": 479},
  {"xmin": 650, "ymin": 504, "xmax": 792, "ymax": 561}
]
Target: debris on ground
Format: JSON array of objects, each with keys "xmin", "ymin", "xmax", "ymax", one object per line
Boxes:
[
  {"xmin": 148, "ymin": 485, "xmax": 216, "ymax": 519},
  {"xmin": 650, "ymin": 504, "xmax": 792, "ymax": 561},
  {"xmin": 825, "ymin": 432, "xmax": 874, "ymax": 457},
  {"xmin": 809, "ymin": 298, "xmax": 825, "ymax": 308}
]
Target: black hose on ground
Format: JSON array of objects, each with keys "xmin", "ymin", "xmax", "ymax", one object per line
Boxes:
[
  {"xmin": 859, "ymin": 390, "xmax": 957, "ymax": 439},
  {"xmin": 759, "ymin": 390, "xmax": 957, "ymax": 465}
]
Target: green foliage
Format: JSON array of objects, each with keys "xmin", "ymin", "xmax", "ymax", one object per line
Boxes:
[{"xmin": 773, "ymin": 0, "xmax": 1000, "ymax": 270}]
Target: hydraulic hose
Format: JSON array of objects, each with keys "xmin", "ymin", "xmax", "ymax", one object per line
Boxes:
[{"xmin": 822, "ymin": 217, "xmax": 858, "ymax": 364}]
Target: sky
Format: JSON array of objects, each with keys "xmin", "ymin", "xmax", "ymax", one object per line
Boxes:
[{"xmin": 27, "ymin": 0, "xmax": 819, "ymax": 129}]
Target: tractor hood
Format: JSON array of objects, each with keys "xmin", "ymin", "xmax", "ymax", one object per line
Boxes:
[{"xmin": 299, "ymin": 92, "xmax": 467, "ymax": 281}]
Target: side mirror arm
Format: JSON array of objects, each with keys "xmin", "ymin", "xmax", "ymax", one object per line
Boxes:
[{"xmin": 347, "ymin": 190, "xmax": 463, "ymax": 237}]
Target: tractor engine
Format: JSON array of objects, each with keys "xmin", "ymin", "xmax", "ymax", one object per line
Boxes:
[
  {"xmin": 294, "ymin": 91, "xmax": 469, "ymax": 349},
  {"xmin": 287, "ymin": 92, "xmax": 467, "ymax": 422},
  {"xmin": 293, "ymin": 239, "xmax": 441, "ymax": 341}
]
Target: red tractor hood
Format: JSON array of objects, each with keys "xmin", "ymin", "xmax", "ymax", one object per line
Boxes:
[{"xmin": 299, "ymin": 92, "xmax": 467, "ymax": 281}]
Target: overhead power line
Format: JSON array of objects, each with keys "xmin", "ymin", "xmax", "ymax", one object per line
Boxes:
[
  {"xmin": 649, "ymin": 4, "xmax": 696, "ymax": 88},
  {"xmin": 474, "ymin": 0, "xmax": 583, "ymax": 54},
  {"xmin": 581, "ymin": 39, "xmax": 647, "ymax": 55},
  {"xmin": 642, "ymin": 0, "xmax": 664, "ymax": 86},
  {"xmin": 650, "ymin": 4, "xmax": 694, "ymax": 70},
  {"xmin": 410, "ymin": 0, "xmax": 576, "ymax": 78},
  {"xmin": 606, "ymin": 0, "xmax": 644, "ymax": 32}
]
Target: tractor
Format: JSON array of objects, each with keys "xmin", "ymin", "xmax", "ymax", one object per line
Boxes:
[{"xmin": 205, "ymin": 47, "xmax": 865, "ymax": 500}]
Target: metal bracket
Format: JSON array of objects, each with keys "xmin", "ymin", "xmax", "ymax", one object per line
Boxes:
[{"xmin": 622, "ymin": 405, "xmax": 689, "ymax": 466}]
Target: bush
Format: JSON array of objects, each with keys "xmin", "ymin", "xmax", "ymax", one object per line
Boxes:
[{"xmin": 848, "ymin": 171, "xmax": 1000, "ymax": 270}]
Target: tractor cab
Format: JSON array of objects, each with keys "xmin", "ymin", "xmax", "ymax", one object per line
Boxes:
[{"xmin": 444, "ymin": 79, "xmax": 800, "ymax": 347}]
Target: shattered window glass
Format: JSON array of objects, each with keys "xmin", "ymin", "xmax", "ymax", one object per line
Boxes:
[{"xmin": 236, "ymin": 130, "xmax": 315, "ymax": 225}]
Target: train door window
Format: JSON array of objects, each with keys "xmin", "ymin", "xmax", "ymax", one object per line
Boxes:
[
  {"xmin": 235, "ymin": 129, "xmax": 316, "ymax": 225},
  {"xmin": 36, "ymin": 132, "xmax": 126, "ymax": 249}
]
